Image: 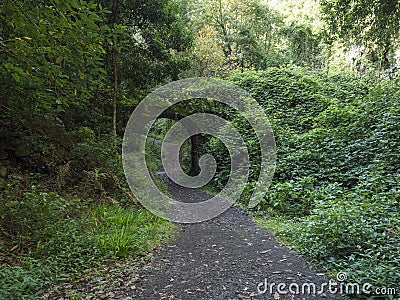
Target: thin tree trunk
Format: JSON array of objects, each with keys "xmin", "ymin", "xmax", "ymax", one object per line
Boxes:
[
  {"xmin": 109, "ymin": 0, "xmax": 119, "ymax": 141},
  {"xmin": 112, "ymin": 48, "xmax": 118, "ymax": 139}
]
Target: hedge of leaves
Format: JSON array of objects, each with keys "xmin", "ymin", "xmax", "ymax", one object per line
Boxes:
[{"xmin": 206, "ymin": 67, "xmax": 399, "ymax": 294}]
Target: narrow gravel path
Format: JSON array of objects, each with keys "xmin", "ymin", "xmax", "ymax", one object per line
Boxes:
[
  {"xmin": 124, "ymin": 179, "xmax": 341, "ymax": 300},
  {"xmin": 44, "ymin": 177, "xmax": 342, "ymax": 300}
]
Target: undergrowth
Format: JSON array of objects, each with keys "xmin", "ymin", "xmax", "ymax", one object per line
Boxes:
[
  {"xmin": 0, "ymin": 137, "xmax": 175, "ymax": 299},
  {"xmin": 0, "ymin": 184, "xmax": 174, "ymax": 299}
]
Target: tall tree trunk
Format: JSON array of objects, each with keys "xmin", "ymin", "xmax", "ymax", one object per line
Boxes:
[
  {"xmin": 112, "ymin": 48, "xmax": 118, "ymax": 138},
  {"xmin": 190, "ymin": 134, "xmax": 205, "ymax": 176},
  {"xmin": 109, "ymin": 0, "xmax": 119, "ymax": 141}
]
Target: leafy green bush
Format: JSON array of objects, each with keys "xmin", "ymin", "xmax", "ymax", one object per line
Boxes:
[
  {"xmin": 0, "ymin": 186, "xmax": 96, "ymax": 299},
  {"xmin": 273, "ymin": 174, "xmax": 399, "ymax": 290},
  {"xmin": 238, "ymin": 68, "xmax": 399, "ymax": 296},
  {"xmin": 257, "ymin": 177, "xmax": 319, "ymax": 217}
]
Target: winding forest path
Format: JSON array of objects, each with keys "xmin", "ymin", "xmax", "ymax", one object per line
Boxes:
[
  {"xmin": 46, "ymin": 177, "xmax": 341, "ymax": 300},
  {"xmin": 121, "ymin": 178, "xmax": 341, "ymax": 300}
]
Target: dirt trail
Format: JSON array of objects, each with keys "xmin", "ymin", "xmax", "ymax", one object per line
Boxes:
[
  {"xmin": 125, "ymin": 179, "xmax": 341, "ymax": 300},
  {"xmin": 45, "ymin": 178, "xmax": 341, "ymax": 300}
]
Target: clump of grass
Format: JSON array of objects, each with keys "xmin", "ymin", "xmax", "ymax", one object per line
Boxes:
[{"xmin": 92, "ymin": 204, "xmax": 175, "ymax": 258}]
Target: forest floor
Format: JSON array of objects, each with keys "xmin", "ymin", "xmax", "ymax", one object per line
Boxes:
[{"xmin": 43, "ymin": 179, "xmax": 342, "ymax": 300}]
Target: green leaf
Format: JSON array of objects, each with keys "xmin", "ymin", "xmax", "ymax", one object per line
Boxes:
[
  {"xmin": 11, "ymin": 73, "xmax": 20, "ymax": 82},
  {"xmin": 56, "ymin": 56, "xmax": 63, "ymax": 64}
]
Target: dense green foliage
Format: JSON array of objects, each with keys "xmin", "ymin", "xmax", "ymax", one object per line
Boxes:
[
  {"xmin": 1, "ymin": 0, "xmax": 109, "ymax": 111},
  {"xmin": 218, "ymin": 68, "xmax": 399, "ymax": 296},
  {"xmin": 320, "ymin": 0, "xmax": 400, "ymax": 68},
  {"xmin": 191, "ymin": 0, "xmax": 283, "ymax": 71},
  {"xmin": 0, "ymin": 0, "xmax": 187, "ymax": 298}
]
